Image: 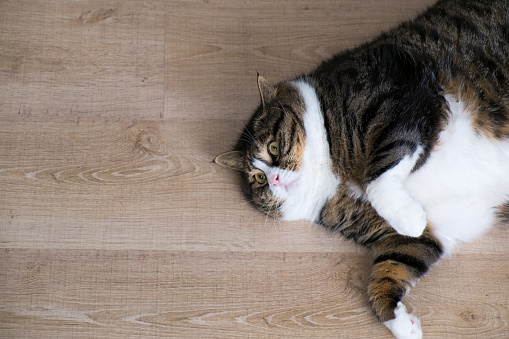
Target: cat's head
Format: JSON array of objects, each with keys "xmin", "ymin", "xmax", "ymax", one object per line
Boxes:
[{"xmin": 215, "ymin": 75, "xmax": 339, "ymax": 221}]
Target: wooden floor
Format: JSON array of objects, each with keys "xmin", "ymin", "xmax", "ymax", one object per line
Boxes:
[{"xmin": 1, "ymin": 0, "xmax": 508, "ymax": 338}]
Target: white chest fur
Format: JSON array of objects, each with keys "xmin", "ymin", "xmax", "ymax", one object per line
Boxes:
[{"xmin": 277, "ymin": 80, "xmax": 340, "ymax": 222}]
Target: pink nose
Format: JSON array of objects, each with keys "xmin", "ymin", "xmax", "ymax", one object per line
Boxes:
[{"xmin": 270, "ymin": 174, "xmax": 281, "ymax": 186}]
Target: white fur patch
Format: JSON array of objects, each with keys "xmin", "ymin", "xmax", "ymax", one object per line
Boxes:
[
  {"xmin": 275, "ymin": 80, "xmax": 340, "ymax": 222},
  {"xmin": 383, "ymin": 302, "xmax": 422, "ymax": 339},
  {"xmin": 346, "ymin": 180, "xmax": 365, "ymax": 199},
  {"xmin": 366, "ymin": 147, "xmax": 427, "ymax": 237},
  {"xmin": 406, "ymin": 94, "xmax": 509, "ymax": 254}
]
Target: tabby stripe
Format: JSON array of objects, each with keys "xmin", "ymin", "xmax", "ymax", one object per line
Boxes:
[
  {"xmin": 376, "ymin": 276, "xmax": 399, "ymax": 288},
  {"xmin": 381, "ymin": 235, "xmax": 443, "ymax": 256},
  {"xmin": 272, "ymin": 109, "xmax": 286, "ymax": 138},
  {"xmin": 360, "ymin": 95, "xmax": 390, "ymax": 130},
  {"xmin": 373, "ymin": 253, "xmax": 428, "ymax": 276},
  {"xmin": 250, "ymin": 156, "xmax": 271, "ymax": 168},
  {"xmin": 368, "ymin": 134, "xmax": 419, "ymax": 178},
  {"xmin": 358, "ymin": 229, "xmax": 391, "ymax": 247},
  {"xmin": 370, "ymin": 127, "xmax": 406, "ymax": 156},
  {"xmin": 369, "ymin": 152, "xmax": 415, "ymax": 174},
  {"xmin": 284, "ymin": 124, "xmax": 296, "ymax": 156},
  {"xmin": 447, "ymin": 12, "xmax": 486, "ymax": 39},
  {"xmin": 368, "ymin": 162, "xmax": 399, "ymax": 182},
  {"xmin": 369, "ymin": 152, "xmax": 397, "ymax": 167},
  {"xmin": 294, "ymin": 110, "xmax": 305, "ymax": 132},
  {"xmin": 376, "ymin": 140, "xmax": 417, "ymax": 156},
  {"xmin": 405, "ymin": 20, "xmax": 442, "ymax": 42}
]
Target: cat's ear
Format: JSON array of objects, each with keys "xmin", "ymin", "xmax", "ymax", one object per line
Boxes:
[
  {"xmin": 214, "ymin": 151, "xmax": 244, "ymax": 171},
  {"xmin": 257, "ymin": 73, "xmax": 276, "ymax": 108}
]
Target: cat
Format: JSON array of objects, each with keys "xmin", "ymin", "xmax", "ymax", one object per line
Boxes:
[{"xmin": 215, "ymin": 0, "xmax": 509, "ymax": 338}]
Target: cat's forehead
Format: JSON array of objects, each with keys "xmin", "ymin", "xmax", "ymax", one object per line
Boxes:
[
  {"xmin": 261, "ymin": 82, "xmax": 303, "ymax": 110},
  {"xmin": 252, "ymin": 83, "xmax": 305, "ymax": 134}
]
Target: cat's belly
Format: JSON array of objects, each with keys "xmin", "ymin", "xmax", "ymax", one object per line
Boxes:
[{"xmin": 405, "ymin": 96, "xmax": 509, "ymax": 254}]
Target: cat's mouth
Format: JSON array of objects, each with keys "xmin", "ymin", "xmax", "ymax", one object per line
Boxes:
[{"xmin": 269, "ymin": 174, "xmax": 299, "ymax": 195}]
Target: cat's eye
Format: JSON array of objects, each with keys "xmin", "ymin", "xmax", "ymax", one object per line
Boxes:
[
  {"xmin": 254, "ymin": 173, "xmax": 267, "ymax": 185},
  {"xmin": 268, "ymin": 141, "xmax": 279, "ymax": 159}
]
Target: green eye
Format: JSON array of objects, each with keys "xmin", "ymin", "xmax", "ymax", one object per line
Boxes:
[
  {"xmin": 268, "ymin": 141, "xmax": 279, "ymax": 158},
  {"xmin": 254, "ymin": 173, "xmax": 267, "ymax": 185}
]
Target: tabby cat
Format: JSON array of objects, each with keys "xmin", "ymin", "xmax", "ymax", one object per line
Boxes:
[{"xmin": 215, "ymin": 0, "xmax": 509, "ymax": 338}]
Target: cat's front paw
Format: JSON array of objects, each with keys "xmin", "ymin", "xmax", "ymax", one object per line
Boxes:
[
  {"xmin": 383, "ymin": 302, "xmax": 422, "ymax": 339},
  {"xmin": 386, "ymin": 200, "xmax": 427, "ymax": 237}
]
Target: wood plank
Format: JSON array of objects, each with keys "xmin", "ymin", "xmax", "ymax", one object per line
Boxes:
[
  {"xmin": 1, "ymin": 249, "xmax": 508, "ymax": 338},
  {"xmin": 0, "ymin": 0, "xmax": 165, "ymax": 119}
]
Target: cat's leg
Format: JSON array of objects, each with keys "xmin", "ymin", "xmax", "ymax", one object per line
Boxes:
[
  {"xmin": 368, "ymin": 228, "xmax": 442, "ymax": 339},
  {"xmin": 366, "ymin": 147, "xmax": 427, "ymax": 237},
  {"xmin": 369, "ymin": 260, "xmax": 421, "ymax": 339},
  {"xmin": 320, "ymin": 187, "xmax": 442, "ymax": 338}
]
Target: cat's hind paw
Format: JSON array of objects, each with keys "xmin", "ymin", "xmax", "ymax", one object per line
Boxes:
[
  {"xmin": 383, "ymin": 302, "xmax": 422, "ymax": 339},
  {"xmin": 386, "ymin": 199, "xmax": 427, "ymax": 237},
  {"xmin": 367, "ymin": 185, "xmax": 427, "ymax": 237}
]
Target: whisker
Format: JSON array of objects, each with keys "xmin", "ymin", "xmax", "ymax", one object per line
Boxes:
[
  {"xmin": 239, "ymin": 137, "xmax": 255, "ymax": 145},
  {"xmin": 235, "ymin": 117, "xmax": 258, "ymax": 143},
  {"xmin": 245, "ymin": 207, "xmax": 260, "ymax": 226},
  {"xmin": 273, "ymin": 201, "xmax": 283, "ymax": 234},
  {"xmin": 245, "ymin": 199, "xmax": 270, "ymax": 226},
  {"xmin": 226, "ymin": 123, "xmax": 256, "ymax": 145},
  {"xmin": 240, "ymin": 199, "xmax": 255, "ymax": 205}
]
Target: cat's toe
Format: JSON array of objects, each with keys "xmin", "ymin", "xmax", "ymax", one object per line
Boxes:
[
  {"xmin": 383, "ymin": 302, "xmax": 422, "ymax": 339},
  {"xmin": 390, "ymin": 202, "xmax": 427, "ymax": 237}
]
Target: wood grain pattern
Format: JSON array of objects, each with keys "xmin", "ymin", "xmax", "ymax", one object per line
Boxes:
[{"xmin": 0, "ymin": 0, "xmax": 508, "ymax": 338}]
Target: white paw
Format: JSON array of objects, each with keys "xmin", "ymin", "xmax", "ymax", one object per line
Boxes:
[
  {"xmin": 383, "ymin": 302, "xmax": 422, "ymax": 339},
  {"xmin": 384, "ymin": 199, "xmax": 427, "ymax": 237},
  {"xmin": 365, "ymin": 146, "xmax": 427, "ymax": 237}
]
